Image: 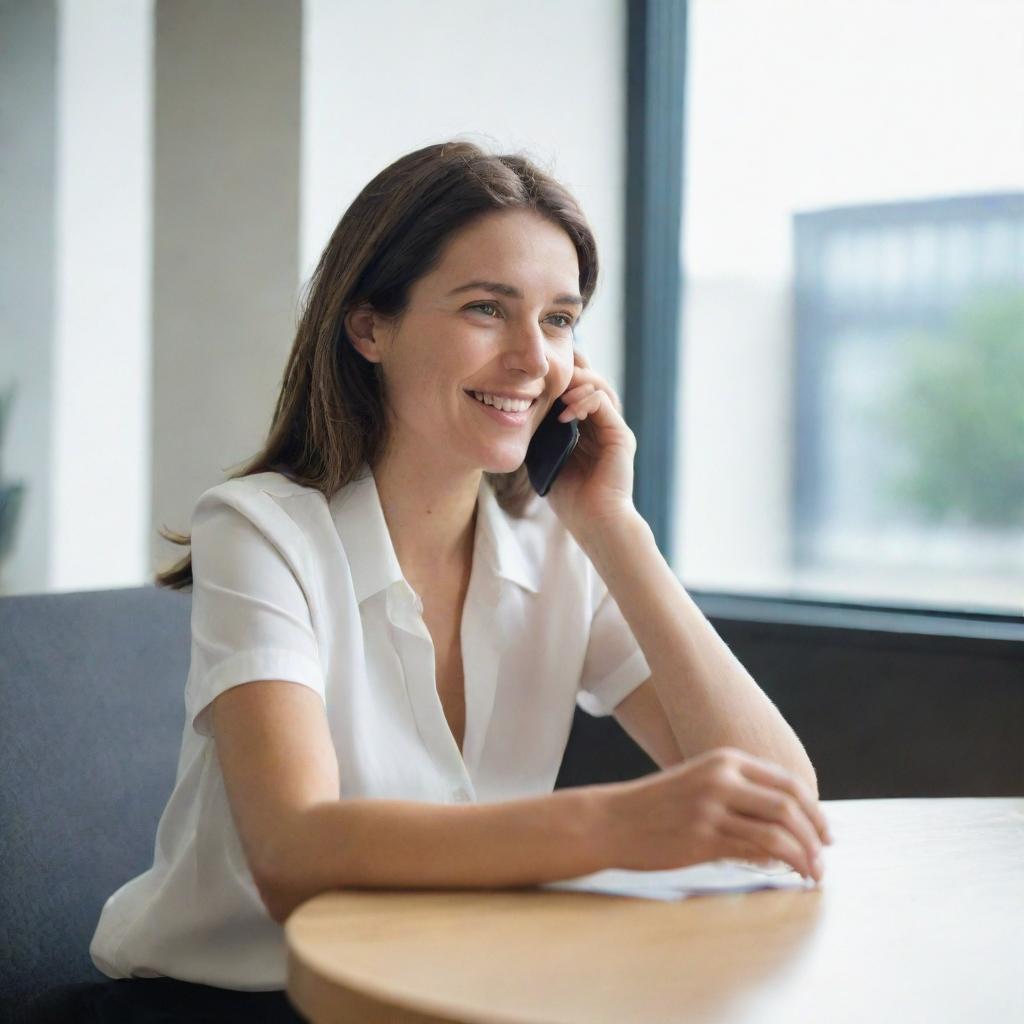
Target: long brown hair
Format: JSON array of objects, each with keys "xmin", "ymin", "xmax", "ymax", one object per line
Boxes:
[{"xmin": 155, "ymin": 139, "xmax": 600, "ymax": 590}]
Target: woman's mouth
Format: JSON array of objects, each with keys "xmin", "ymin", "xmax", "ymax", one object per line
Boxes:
[{"xmin": 465, "ymin": 390, "xmax": 536, "ymax": 426}]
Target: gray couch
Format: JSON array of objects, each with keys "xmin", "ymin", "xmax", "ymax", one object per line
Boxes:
[{"xmin": 0, "ymin": 585, "xmax": 191, "ymax": 1020}]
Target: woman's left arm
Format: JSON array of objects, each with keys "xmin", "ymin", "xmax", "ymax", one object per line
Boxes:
[
  {"xmin": 548, "ymin": 347, "xmax": 819, "ymax": 798},
  {"xmin": 577, "ymin": 510, "xmax": 819, "ymax": 799}
]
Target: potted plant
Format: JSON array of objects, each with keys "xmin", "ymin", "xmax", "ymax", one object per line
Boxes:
[{"xmin": 0, "ymin": 381, "xmax": 26, "ymax": 583}]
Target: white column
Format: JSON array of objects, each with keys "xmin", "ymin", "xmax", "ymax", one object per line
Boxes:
[
  {"xmin": 51, "ymin": 0, "xmax": 153, "ymax": 591},
  {"xmin": 150, "ymin": 0, "xmax": 301, "ymax": 575}
]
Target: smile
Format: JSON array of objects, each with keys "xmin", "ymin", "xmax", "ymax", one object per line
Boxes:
[
  {"xmin": 468, "ymin": 391, "xmax": 536, "ymax": 412},
  {"xmin": 465, "ymin": 390, "xmax": 536, "ymax": 425}
]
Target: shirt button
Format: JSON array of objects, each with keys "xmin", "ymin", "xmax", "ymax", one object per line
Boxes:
[{"xmin": 451, "ymin": 787, "xmax": 472, "ymax": 803}]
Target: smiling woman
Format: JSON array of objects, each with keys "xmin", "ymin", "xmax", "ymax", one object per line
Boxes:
[
  {"xmin": 84, "ymin": 138, "xmax": 825, "ymax": 1022},
  {"xmin": 85, "ymin": 140, "xmax": 630, "ymax": 1014}
]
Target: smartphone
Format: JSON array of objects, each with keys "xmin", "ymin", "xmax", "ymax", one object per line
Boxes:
[{"xmin": 525, "ymin": 395, "xmax": 580, "ymax": 497}]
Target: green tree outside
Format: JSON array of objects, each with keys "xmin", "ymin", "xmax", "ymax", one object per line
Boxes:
[{"xmin": 874, "ymin": 289, "xmax": 1024, "ymax": 529}]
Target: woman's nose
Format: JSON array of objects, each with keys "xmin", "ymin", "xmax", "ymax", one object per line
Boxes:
[{"xmin": 503, "ymin": 323, "xmax": 549, "ymax": 377}]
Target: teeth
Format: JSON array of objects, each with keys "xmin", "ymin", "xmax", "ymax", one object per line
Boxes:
[{"xmin": 471, "ymin": 391, "xmax": 533, "ymax": 413}]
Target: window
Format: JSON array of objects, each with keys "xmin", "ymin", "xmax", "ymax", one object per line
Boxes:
[{"xmin": 676, "ymin": 0, "xmax": 1024, "ymax": 614}]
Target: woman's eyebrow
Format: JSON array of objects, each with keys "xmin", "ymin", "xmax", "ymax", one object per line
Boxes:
[{"xmin": 446, "ymin": 279, "xmax": 583, "ymax": 307}]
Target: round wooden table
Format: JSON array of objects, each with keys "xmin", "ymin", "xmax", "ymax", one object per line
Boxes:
[{"xmin": 285, "ymin": 797, "xmax": 1024, "ymax": 1023}]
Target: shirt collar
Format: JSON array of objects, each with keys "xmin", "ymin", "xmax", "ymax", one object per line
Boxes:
[
  {"xmin": 330, "ymin": 465, "xmax": 541, "ymax": 605},
  {"xmin": 330, "ymin": 467, "xmax": 403, "ymax": 605},
  {"xmin": 477, "ymin": 473, "xmax": 541, "ymax": 595}
]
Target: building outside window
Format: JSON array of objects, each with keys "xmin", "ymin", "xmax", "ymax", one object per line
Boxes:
[{"xmin": 793, "ymin": 193, "xmax": 1024, "ymax": 611}]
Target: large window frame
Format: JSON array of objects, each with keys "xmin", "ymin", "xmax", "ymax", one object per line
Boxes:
[{"xmin": 623, "ymin": 0, "xmax": 1024, "ymax": 652}]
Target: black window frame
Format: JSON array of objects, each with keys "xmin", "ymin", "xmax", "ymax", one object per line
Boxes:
[{"xmin": 623, "ymin": 0, "xmax": 1024, "ymax": 653}]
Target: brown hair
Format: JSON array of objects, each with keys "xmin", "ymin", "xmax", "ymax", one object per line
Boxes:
[{"xmin": 155, "ymin": 139, "xmax": 600, "ymax": 590}]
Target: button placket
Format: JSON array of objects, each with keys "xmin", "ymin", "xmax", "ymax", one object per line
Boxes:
[
  {"xmin": 460, "ymin": 573, "xmax": 522, "ymax": 784},
  {"xmin": 386, "ymin": 581, "xmax": 474, "ymax": 796}
]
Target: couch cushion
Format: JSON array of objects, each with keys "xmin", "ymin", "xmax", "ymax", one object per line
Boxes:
[{"xmin": 0, "ymin": 585, "xmax": 191, "ymax": 1017}]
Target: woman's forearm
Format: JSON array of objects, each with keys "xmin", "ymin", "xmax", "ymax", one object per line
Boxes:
[
  {"xmin": 264, "ymin": 785, "xmax": 613, "ymax": 923},
  {"xmin": 576, "ymin": 510, "xmax": 819, "ymax": 796}
]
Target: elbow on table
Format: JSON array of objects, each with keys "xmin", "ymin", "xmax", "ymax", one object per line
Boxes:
[
  {"xmin": 253, "ymin": 821, "xmax": 349, "ymax": 926},
  {"xmin": 255, "ymin": 865, "xmax": 310, "ymax": 926},
  {"xmin": 250, "ymin": 833, "xmax": 311, "ymax": 926}
]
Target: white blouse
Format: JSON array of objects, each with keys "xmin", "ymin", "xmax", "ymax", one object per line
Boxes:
[{"xmin": 89, "ymin": 465, "xmax": 651, "ymax": 990}]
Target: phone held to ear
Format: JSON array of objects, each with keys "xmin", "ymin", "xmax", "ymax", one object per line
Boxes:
[{"xmin": 525, "ymin": 395, "xmax": 580, "ymax": 497}]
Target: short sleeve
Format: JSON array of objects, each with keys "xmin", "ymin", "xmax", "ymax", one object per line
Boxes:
[
  {"xmin": 186, "ymin": 491, "xmax": 326, "ymax": 738},
  {"xmin": 576, "ymin": 566, "xmax": 651, "ymax": 717}
]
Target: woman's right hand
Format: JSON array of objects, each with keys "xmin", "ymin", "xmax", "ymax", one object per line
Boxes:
[{"xmin": 598, "ymin": 747, "xmax": 833, "ymax": 882}]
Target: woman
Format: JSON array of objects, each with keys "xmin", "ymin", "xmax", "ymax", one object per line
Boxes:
[{"xmin": 81, "ymin": 140, "xmax": 830, "ymax": 1021}]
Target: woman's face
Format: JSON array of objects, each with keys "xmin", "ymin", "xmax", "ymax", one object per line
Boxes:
[{"xmin": 368, "ymin": 208, "xmax": 582, "ymax": 475}]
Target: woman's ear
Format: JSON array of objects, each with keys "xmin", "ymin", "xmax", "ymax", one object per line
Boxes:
[{"xmin": 344, "ymin": 304, "xmax": 382, "ymax": 364}]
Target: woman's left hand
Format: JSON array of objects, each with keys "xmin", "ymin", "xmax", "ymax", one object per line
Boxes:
[{"xmin": 544, "ymin": 346, "xmax": 638, "ymax": 539}]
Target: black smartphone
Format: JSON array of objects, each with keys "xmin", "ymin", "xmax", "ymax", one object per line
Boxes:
[{"xmin": 525, "ymin": 395, "xmax": 580, "ymax": 497}]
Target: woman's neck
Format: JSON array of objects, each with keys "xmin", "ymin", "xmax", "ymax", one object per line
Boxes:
[{"xmin": 369, "ymin": 449, "xmax": 482, "ymax": 588}]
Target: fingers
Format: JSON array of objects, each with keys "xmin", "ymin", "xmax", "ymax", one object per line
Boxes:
[
  {"xmin": 558, "ymin": 383, "xmax": 599, "ymax": 421},
  {"xmin": 717, "ymin": 815, "xmax": 821, "ymax": 882},
  {"xmin": 559, "ymin": 381, "xmax": 595, "ymax": 407},
  {"xmin": 727, "ymin": 782, "xmax": 824, "ymax": 880},
  {"xmin": 559, "ymin": 381, "xmax": 622, "ymax": 423},
  {"xmin": 723, "ymin": 854, "xmax": 795, "ymax": 876},
  {"xmin": 565, "ymin": 360, "xmax": 624, "ymax": 416},
  {"xmin": 736, "ymin": 756, "xmax": 832, "ymax": 847}
]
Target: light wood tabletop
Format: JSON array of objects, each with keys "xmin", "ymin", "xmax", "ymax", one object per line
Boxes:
[{"xmin": 285, "ymin": 797, "xmax": 1024, "ymax": 1023}]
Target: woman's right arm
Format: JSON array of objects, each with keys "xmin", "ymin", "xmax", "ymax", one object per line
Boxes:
[
  {"xmin": 210, "ymin": 681, "xmax": 830, "ymax": 926},
  {"xmin": 210, "ymin": 679, "xmax": 612, "ymax": 923}
]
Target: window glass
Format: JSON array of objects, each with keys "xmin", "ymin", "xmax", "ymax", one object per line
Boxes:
[{"xmin": 677, "ymin": 0, "xmax": 1024, "ymax": 614}]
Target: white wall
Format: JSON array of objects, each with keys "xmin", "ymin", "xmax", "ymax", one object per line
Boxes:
[{"xmin": 301, "ymin": 0, "xmax": 627, "ymax": 393}]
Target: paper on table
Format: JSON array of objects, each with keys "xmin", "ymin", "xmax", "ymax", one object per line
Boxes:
[{"xmin": 539, "ymin": 860, "xmax": 815, "ymax": 901}]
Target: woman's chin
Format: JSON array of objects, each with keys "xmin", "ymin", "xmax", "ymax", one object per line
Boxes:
[{"xmin": 478, "ymin": 447, "xmax": 528, "ymax": 475}]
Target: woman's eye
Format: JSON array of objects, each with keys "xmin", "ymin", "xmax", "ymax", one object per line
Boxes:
[{"xmin": 467, "ymin": 303, "xmax": 574, "ymax": 332}]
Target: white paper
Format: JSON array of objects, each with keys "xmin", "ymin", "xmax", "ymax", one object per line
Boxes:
[{"xmin": 539, "ymin": 859, "xmax": 815, "ymax": 901}]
